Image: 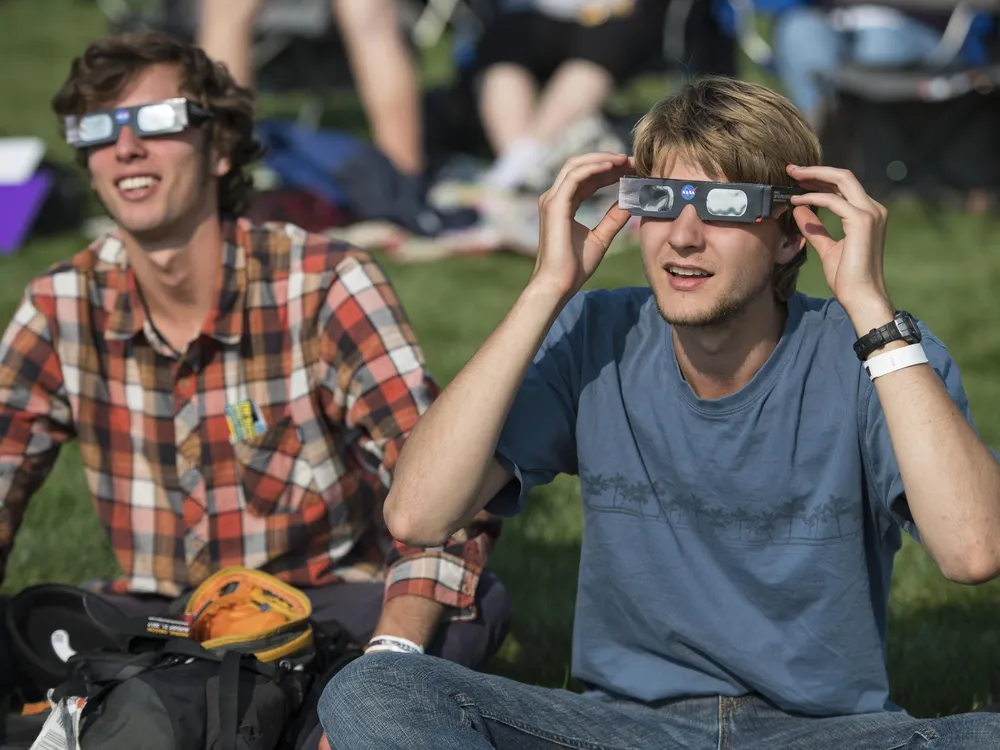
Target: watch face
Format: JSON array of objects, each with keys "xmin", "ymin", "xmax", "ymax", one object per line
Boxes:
[{"xmin": 896, "ymin": 311, "xmax": 922, "ymax": 343}]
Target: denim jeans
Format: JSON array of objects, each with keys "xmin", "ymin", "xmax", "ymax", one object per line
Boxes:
[
  {"xmin": 319, "ymin": 652, "xmax": 1000, "ymax": 749},
  {"xmin": 772, "ymin": 7, "xmax": 943, "ymax": 122}
]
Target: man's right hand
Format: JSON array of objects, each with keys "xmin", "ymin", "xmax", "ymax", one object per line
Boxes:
[{"xmin": 530, "ymin": 152, "xmax": 634, "ymax": 301}]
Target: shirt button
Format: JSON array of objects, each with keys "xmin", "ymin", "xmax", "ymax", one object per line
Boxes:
[{"xmin": 180, "ymin": 468, "xmax": 203, "ymax": 494}]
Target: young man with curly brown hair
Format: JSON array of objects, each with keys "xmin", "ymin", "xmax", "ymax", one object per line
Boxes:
[{"xmin": 0, "ymin": 31, "xmax": 509, "ymax": 748}]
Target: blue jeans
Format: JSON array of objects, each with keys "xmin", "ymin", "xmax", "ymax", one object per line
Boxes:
[
  {"xmin": 319, "ymin": 652, "xmax": 1000, "ymax": 749},
  {"xmin": 772, "ymin": 7, "xmax": 943, "ymax": 122}
]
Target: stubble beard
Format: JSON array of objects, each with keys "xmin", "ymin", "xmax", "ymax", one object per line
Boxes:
[{"xmin": 644, "ymin": 263, "xmax": 772, "ymax": 328}]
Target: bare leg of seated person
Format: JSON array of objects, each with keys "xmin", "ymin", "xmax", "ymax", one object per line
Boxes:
[
  {"xmin": 196, "ymin": 0, "xmax": 262, "ymax": 89},
  {"xmin": 332, "ymin": 0, "xmax": 425, "ymax": 176},
  {"xmin": 198, "ymin": 0, "xmax": 425, "ymax": 177},
  {"xmin": 528, "ymin": 59, "xmax": 613, "ymax": 147},
  {"xmin": 478, "ymin": 63, "xmax": 540, "ymax": 170},
  {"xmin": 480, "ymin": 59, "xmax": 612, "ymax": 191}
]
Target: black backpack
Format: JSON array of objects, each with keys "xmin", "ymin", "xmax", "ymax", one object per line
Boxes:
[
  {"xmin": 44, "ymin": 617, "xmax": 360, "ymax": 750},
  {"xmin": 2, "ymin": 578, "xmax": 362, "ymax": 750}
]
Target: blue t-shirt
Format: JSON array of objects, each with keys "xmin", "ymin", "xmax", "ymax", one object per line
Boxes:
[{"xmin": 491, "ymin": 288, "xmax": 975, "ymax": 716}]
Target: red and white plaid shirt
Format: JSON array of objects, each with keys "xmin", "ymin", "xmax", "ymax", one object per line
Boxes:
[{"xmin": 0, "ymin": 219, "xmax": 499, "ymax": 619}]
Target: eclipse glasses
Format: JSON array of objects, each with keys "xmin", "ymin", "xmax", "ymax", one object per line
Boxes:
[
  {"xmin": 619, "ymin": 176, "xmax": 804, "ymax": 223},
  {"xmin": 64, "ymin": 98, "xmax": 212, "ymax": 148}
]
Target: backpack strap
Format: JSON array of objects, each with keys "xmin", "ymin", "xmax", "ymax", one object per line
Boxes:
[
  {"xmin": 218, "ymin": 651, "xmax": 245, "ymax": 750},
  {"xmin": 160, "ymin": 639, "xmax": 286, "ymax": 750},
  {"xmin": 51, "ymin": 649, "xmax": 161, "ymax": 705},
  {"xmin": 157, "ymin": 639, "xmax": 282, "ymax": 682},
  {"xmin": 157, "ymin": 638, "xmax": 221, "ymax": 662},
  {"xmin": 283, "ymin": 619, "xmax": 365, "ymax": 749}
]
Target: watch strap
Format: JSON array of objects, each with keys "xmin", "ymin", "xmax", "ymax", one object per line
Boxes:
[
  {"xmin": 853, "ymin": 319, "xmax": 902, "ymax": 360},
  {"xmin": 853, "ymin": 310, "xmax": 922, "ymax": 361}
]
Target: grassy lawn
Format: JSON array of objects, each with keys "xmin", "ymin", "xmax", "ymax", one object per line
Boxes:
[{"xmin": 4, "ymin": 0, "xmax": 1000, "ymax": 721}]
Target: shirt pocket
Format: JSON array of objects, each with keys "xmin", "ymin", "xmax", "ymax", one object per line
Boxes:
[{"xmin": 231, "ymin": 416, "xmax": 315, "ymax": 516}]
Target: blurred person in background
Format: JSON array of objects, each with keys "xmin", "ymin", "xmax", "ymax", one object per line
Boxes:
[
  {"xmin": 771, "ymin": 0, "xmax": 996, "ymax": 129},
  {"xmin": 199, "ymin": 0, "xmax": 426, "ymax": 177},
  {"xmin": 474, "ymin": 0, "xmax": 668, "ymax": 192}
]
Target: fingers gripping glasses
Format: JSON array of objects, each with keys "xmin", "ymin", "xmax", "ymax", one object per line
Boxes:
[
  {"xmin": 64, "ymin": 98, "xmax": 213, "ymax": 148},
  {"xmin": 618, "ymin": 176, "xmax": 804, "ymax": 223}
]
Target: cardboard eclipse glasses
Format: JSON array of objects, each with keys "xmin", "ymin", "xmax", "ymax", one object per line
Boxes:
[
  {"xmin": 619, "ymin": 176, "xmax": 805, "ymax": 223},
  {"xmin": 64, "ymin": 98, "xmax": 212, "ymax": 148}
]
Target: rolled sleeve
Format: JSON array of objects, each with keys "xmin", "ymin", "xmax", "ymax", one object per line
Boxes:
[
  {"xmin": 0, "ymin": 291, "xmax": 75, "ymax": 582},
  {"xmin": 382, "ymin": 510, "xmax": 501, "ymax": 621}
]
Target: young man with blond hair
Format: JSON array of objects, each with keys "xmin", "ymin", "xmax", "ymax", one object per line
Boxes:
[{"xmin": 317, "ymin": 77, "xmax": 1000, "ymax": 748}]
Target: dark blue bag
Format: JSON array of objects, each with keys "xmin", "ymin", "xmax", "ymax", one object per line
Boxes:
[{"xmin": 255, "ymin": 119, "xmax": 477, "ymax": 237}]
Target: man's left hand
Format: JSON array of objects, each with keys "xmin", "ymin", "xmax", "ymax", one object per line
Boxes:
[{"xmin": 786, "ymin": 164, "xmax": 894, "ymax": 330}]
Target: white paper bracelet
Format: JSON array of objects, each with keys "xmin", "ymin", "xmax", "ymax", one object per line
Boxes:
[
  {"xmin": 365, "ymin": 635, "xmax": 425, "ymax": 655},
  {"xmin": 863, "ymin": 343, "xmax": 928, "ymax": 381}
]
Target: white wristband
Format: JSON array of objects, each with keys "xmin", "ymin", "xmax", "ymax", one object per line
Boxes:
[
  {"xmin": 364, "ymin": 635, "xmax": 425, "ymax": 655},
  {"xmin": 863, "ymin": 343, "xmax": 928, "ymax": 381}
]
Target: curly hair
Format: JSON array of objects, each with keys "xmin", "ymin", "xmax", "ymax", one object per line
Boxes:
[
  {"xmin": 51, "ymin": 31, "xmax": 264, "ymax": 217},
  {"xmin": 632, "ymin": 76, "xmax": 822, "ymax": 302}
]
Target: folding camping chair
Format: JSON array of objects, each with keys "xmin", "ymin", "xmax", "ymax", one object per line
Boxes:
[
  {"xmin": 815, "ymin": 0, "xmax": 1000, "ymax": 201},
  {"xmin": 410, "ymin": 0, "xmax": 494, "ymax": 49},
  {"xmin": 694, "ymin": 0, "xmax": 1000, "ymax": 202}
]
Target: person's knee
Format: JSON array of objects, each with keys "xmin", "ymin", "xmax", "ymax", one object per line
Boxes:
[
  {"xmin": 320, "ymin": 653, "xmax": 390, "ymax": 715},
  {"xmin": 944, "ymin": 711, "xmax": 1000, "ymax": 742},
  {"xmin": 904, "ymin": 711, "xmax": 1000, "ymax": 746},
  {"xmin": 974, "ymin": 711, "xmax": 1000, "ymax": 739},
  {"xmin": 320, "ymin": 652, "xmax": 430, "ymax": 717},
  {"xmin": 318, "ymin": 654, "xmax": 397, "ymax": 744},
  {"xmin": 318, "ymin": 652, "xmax": 458, "ymax": 740},
  {"xmin": 479, "ymin": 573, "xmax": 512, "ymax": 651}
]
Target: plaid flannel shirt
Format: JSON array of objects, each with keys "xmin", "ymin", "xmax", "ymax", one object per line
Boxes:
[{"xmin": 0, "ymin": 219, "xmax": 499, "ymax": 620}]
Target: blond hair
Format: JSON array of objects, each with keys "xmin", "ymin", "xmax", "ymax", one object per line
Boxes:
[{"xmin": 632, "ymin": 76, "xmax": 822, "ymax": 301}]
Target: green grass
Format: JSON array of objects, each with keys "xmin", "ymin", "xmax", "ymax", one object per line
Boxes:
[{"xmin": 4, "ymin": 0, "xmax": 1000, "ymax": 721}]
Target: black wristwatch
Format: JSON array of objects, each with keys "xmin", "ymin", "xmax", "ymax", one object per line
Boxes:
[{"xmin": 853, "ymin": 310, "xmax": 922, "ymax": 361}]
